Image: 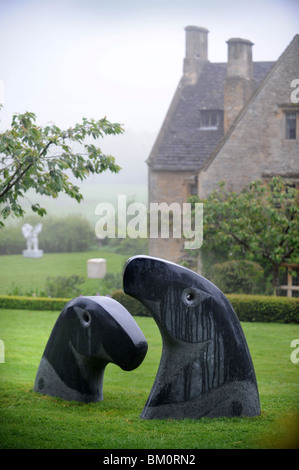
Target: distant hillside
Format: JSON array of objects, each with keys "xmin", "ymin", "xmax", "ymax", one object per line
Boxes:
[{"xmin": 5, "ymin": 182, "xmax": 148, "ymax": 227}]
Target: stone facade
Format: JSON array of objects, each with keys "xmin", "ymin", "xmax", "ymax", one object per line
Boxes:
[
  {"xmin": 147, "ymin": 26, "xmax": 299, "ymax": 264},
  {"xmin": 148, "ymin": 170, "xmax": 196, "ymax": 261},
  {"xmin": 199, "ymin": 34, "xmax": 299, "ymax": 197}
]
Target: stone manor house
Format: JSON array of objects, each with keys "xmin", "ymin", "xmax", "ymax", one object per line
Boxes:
[{"xmin": 147, "ymin": 26, "xmax": 299, "ymax": 264}]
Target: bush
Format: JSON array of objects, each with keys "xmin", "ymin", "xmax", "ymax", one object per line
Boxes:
[
  {"xmin": 111, "ymin": 290, "xmax": 151, "ymax": 317},
  {"xmin": 1, "ymin": 292, "xmax": 298, "ymax": 324},
  {"xmin": 39, "ymin": 216, "xmax": 94, "ymax": 253},
  {"xmin": 7, "ymin": 283, "xmax": 46, "ymax": 297},
  {"xmin": 0, "ymin": 215, "xmax": 94, "ymax": 254},
  {"xmin": 0, "ymin": 224, "xmax": 25, "ymax": 255},
  {"xmin": 209, "ymin": 260, "xmax": 264, "ymax": 295},
  {"xmin": 228, "ymin": 294, "xmax": 299, "ymax": 324},
  {"xmin": 44, "ymin": 275, "xmax": 85, "ymax": 298},
  {"xmin": 0, "ymin": 295, "xmax": 70, "ymax": 311},
  {"xmin": 111, "ymin": 291, "xmax": 299, "ymax": 324},
  {"xmin": 99, "ymin": 273, "xmax": 123, "ymax": 295},
  {"xmin": 98, "ymin": 236, "xmax": 148, "ymax": 256}
]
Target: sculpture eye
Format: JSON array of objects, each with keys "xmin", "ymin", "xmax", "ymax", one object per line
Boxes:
[
  {"xmin": 74, "ymin": 306, "xmax": 91, "ymax": 328},
  {"xmin": 82, "ymin": 312, "xmax": 91, "ymax": 325},
  {"xmin": 182, "ymin": 287, "xmax": 211, "ymax": 307},
  {"xmin": 182, "ymin": 288, "xmax": 200, "ymax": 306}
]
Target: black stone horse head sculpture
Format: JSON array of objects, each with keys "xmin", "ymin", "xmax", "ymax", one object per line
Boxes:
[
  {"xmin": 123, "ymin": 255, "xmax": 260, "ymax": 419},
  {"xmin": 34, "ymin": 296, "xmax": 148, "ymax": 402}
]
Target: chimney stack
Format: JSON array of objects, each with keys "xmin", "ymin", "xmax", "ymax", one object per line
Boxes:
[
  {"xmin": 224, "ymin": 38, "xmax": 256, "ymax": 132},
  {"xmin": 183, "ymin": 26, "xmax": 209, "ymax": 84}
]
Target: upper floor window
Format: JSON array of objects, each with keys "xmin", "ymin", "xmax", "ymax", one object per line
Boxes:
[
  {"xmin": 189, "ymin": 183, "xmax": 198, "ymax": 196},
  {"xmin": 199, "ymin": 110, "xmax": 223, "ymax": 130},
  {"xmin": 286, "ymin": 113, "xmax": 297, "ymax": 139}
]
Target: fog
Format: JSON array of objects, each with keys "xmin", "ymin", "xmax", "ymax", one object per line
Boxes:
[{"xmin": 1, "ymin": 0, "xmax": 298, "ymax": 185}]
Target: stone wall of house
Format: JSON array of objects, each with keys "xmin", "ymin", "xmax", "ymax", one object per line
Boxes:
[
  {"xmin": 148, "ymin": 169, "xmax": 195, "ymax": 262},
  {"xmin": 198, "ymin": 36, "xmax": 299, "ymax": 197}
]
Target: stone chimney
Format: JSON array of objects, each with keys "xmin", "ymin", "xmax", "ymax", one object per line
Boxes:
[
  {"xmin": 224, "ymin": 38, "xmax": 256, "ymax": 133},
  {"xmin": 183, "ymin": 26, "xmax": 209, "ymax": 84}
]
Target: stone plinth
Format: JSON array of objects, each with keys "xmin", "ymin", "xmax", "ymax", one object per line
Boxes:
[
  {"xmin": 23, "ymin": 249, "xmax": 43, "ymax": 258},
  {"xmin": 87, "ymin": 258, "xmax": 106, "ymax": 278}
]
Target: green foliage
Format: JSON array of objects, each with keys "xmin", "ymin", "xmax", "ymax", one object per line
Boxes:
[
  {"xmin": 5, "ymin": 272, "xmax": 120, "ymax": 301},
  {"xmin": 209, "ymin": 260, "xmax": 264, "ymax": 294},
  {"xmin": 228, "ymin": 294, "xmax": 299, "ymax": 323},
  {"xmin": 189, "ymin": 177, "xmax": 299, "ymax": 290},
  {"xmin": 0, "ymin": 309, "xmax": 298, "ymax": 449},
  {"xmin": 111, "ymin": 290, "xmax": 151, "ymax": 317},
  {"xmin": 110, "ymin": 290, "xmax": 299, "ymax": 323},
  {"xmin": 7, "ymin": 283, "xmax": 46, "ymax": 297},
  {"xmin": 44, "ymin": 275, "xmax": 85, "ymax": 298},
  {"xmin": 0, "ymin": 223, "xmax": 26, "ymax": 255},
  {"xmin": 0, "ymin": 215, "xmax": 94, "ymax": 254},
  {"xmin": 3, "ymin": 290, "xmax": 297, "ymax": 324},
  {"xmin": 99, "ymin": 273, "xmax": 123, "ymax": 294},
  {"xmin": 99, "ymin": 236, "xmax": 148, "ymax": 257},
  {"xmin": 0, "ymin": 250, "xmax": 128, "ymax": 297},
  {"xmin": 0, "ymin": 295, "xmax": 69, "ymax": 311},
  {"xmin": 0, "ymin": 107, "xmax": 124, "ymax": 227},
  {"xmin": 39, "ymin": 216, "xmax": 94, "ymax": 253}
]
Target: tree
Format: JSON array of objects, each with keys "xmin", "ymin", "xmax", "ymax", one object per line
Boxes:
[
  {"xmin": 189, "ymin": 177, "xmax": 299, "ymax": 294},
  {"xmin": 0, "ymin": 108, "xmax": 124, "ymax": 227}
]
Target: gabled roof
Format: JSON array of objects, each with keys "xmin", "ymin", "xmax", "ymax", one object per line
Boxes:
[
  {"xmin": 147, "ymin": 61, "xmax": 275, "ymax": 172},
  {"xmin": 201, "ymin": 34, "xmax": 299, "ymax": 173}
]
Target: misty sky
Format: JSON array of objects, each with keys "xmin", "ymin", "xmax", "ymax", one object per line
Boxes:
[{"xmin": 0, "ymin": 0, "xmax": 299, "ymax": 185}]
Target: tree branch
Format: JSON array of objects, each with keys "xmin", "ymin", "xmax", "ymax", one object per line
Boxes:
[{"xmin": 0, "ymin": 141, "xmax": 52, "ymax": 200}]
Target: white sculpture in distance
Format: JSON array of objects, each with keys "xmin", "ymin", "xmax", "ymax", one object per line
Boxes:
[{"xmin": 22, "ymin": 223, "xmax": 43, "ymax": 258}]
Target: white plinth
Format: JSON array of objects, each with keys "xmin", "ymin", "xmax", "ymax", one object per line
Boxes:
[
  {"xmin": 87, "ymin": 258, "xmax": 106, "ymax": 278},
  {"xmin": 23, "ymin": 249, "xmax": 43, "ymax": 258}
]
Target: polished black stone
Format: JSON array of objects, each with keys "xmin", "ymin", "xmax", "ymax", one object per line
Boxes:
[
  {"xmin": 34, "ymin": 296, "xmax": 148, "ymax": 402},
  {"xmin": 123, "ymin": 255, "xmax": 260, "ymax": 419}
]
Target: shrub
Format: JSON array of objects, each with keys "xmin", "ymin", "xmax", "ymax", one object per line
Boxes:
[
  {"xmin": 111, "ymin": 291, "xmax": 299, "ymax": 324},
  {"xmin": 7, "ymin": 283, "xmax": 46, "ymax": 297},
  {"xmin": 111, "ymin": 290, "xmax": 150, "ymax": 317},
  {"xmin": 1, "ymin": 292, "xmax": 298, "ymax": 324},
  {"xmin": 210, "ymin": 260, "xmax": 264, "ymax": 295},
  {"xmin": 99, "ymin": 273, "xmax": 123, "ymax": 295},
  {"xmin": 0, "ymin": 224, "xmax": 25, "ymax": 255},
  {"xmin": 98, "ymin": 236, "xmax": 148, "ymax": 256},
  {"xmin": 0, "ymin": 295, "xmax": 70, "ymax": 311},
  {"xmin": 39, "ymin": 216, "xmax": 94, "ymax": 253},
  {"xmin": 0, "ymin": 215, "xmax": 94, "ymax": 254},
  {"xmin": 227, "ymin": 294, "xmax": 299, "ymax": 324},
  {"xmin": 44, "ymin": 275, "xmax": 85, "ymax": 298}
]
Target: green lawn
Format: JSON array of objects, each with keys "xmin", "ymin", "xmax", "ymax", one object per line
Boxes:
[
  {"xmin": 0, "ymin": 251, "xmax": 128, "ymax": 296},
  {"xmin": 0, "ymin": 309, "xmax": 298, "ymax": 449}
]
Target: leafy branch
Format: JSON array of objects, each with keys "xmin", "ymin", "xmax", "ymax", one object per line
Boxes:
[
  {"xmin": 189, "ymin": 177, "xmax": 299, "ymax": 291},
  {"xmin": 0, "ymin": 109, "xmax": 124, "ymax": 227}
]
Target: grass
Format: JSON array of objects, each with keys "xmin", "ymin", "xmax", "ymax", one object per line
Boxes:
[
  {"xmin": 0, "ymin": 251, "xmax": 128, "ymax": 296},
  {"xmin": 0, "ymin": 309, "xmax": 298, "ymax": 449}
]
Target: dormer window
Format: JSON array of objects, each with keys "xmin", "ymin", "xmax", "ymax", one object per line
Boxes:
[{"xmin": 199, "ymin": 110, "xmax": 223, "ymax": 130}]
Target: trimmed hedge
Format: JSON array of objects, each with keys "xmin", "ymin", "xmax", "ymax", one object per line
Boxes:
[
  {"xmin": 0, "ymin": 295, "xmax": 71, "ymax": 311},
  {"xmin": 111, "ymin": 291, "xmax": 299, "ymax": 324},
  {"xmin": 0, "ymin": 292, "xmax": 298, "ymax": 324},
  {"xmin": 227, "ymin": 294, "xmax": 299, "ymax": 324}
]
